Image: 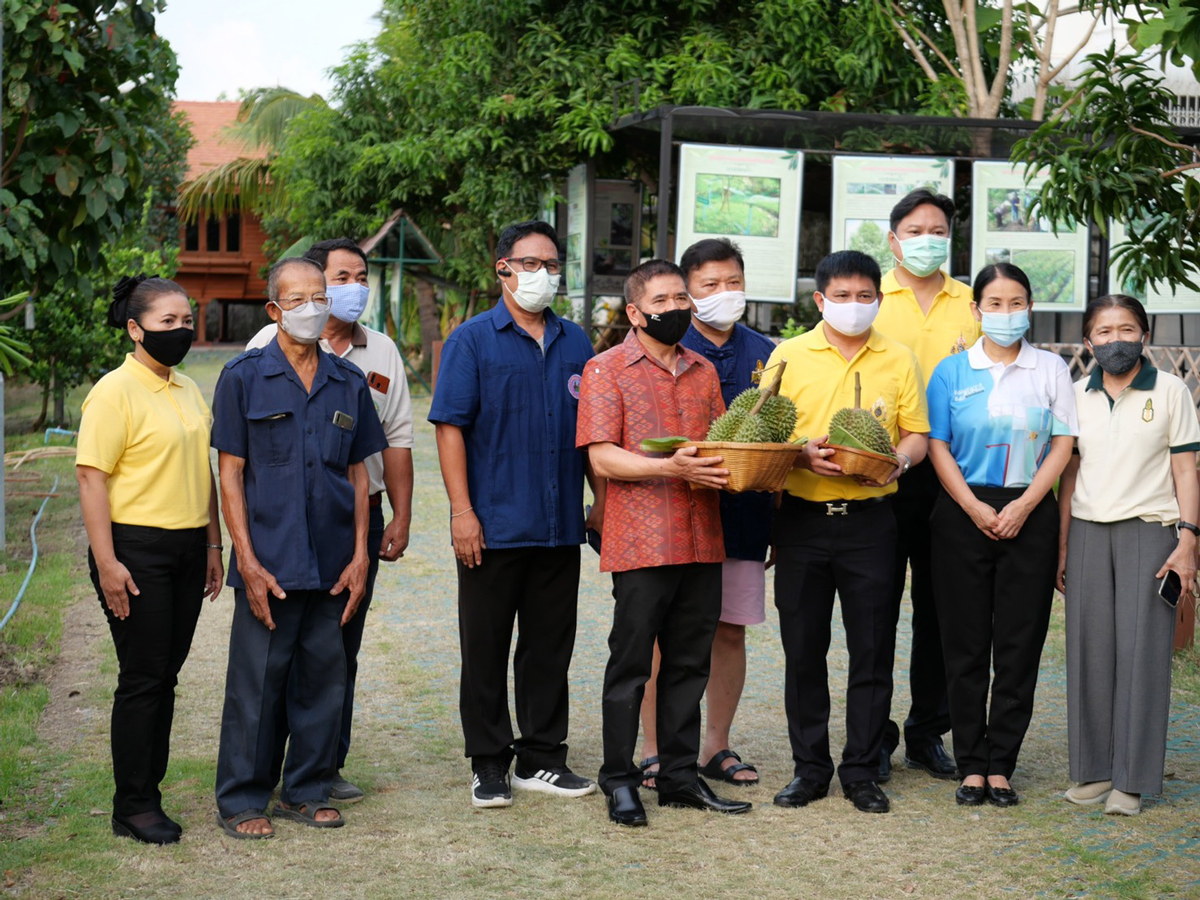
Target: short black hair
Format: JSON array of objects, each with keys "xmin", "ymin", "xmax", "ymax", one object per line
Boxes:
[
  {"xmin": 973, "ymin": 263, "xmax": 1033, "ymax": 304},
  {"xmin": 1082, "ymin": 293, "xmax": 1150, "ymax": 340},
  {"xmin": 679, "ymin": 238, "xmax": 744, "ymax": 279},
  {"xmin": 624, "ymin": 259, "xmax": 685, "ymax": 306},
  {"xmin": 268, "ymin": 257, "xmax": 326, "ymax": 302},
  {"xmin": 495, "ymin": 220, "xmax": 563, "ymax": 261},
  {"xmin": 889, "ymin": 188, "xmax": 956, "ymax": 233},
  {"xmin": 304, "ymin": 237, "xmax": 369, "ymax": 274},
  {"xmin": 815, "ymin": 250, "xmax": 881, "ymax": 294}
]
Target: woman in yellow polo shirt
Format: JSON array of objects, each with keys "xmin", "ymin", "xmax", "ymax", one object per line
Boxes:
[
  {"xmin": 76, "ymin": 275, "xmax": 223, "ymax": 845},
  {"xmin": 1057, "ymin": 294, "xmax": 1200, "ymax": 817}
]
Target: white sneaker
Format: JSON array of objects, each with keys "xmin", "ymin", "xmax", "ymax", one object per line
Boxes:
[
  {"xmin": 1104, "ymin": 789, "xmax": 1141, "ymax": 816},
  {"xmin": 1064, "ymin": 780, "xmax": 1112, "ymax": 806},
  {"xmin": 512, "ymin": 765, "xmax": 597, "ymax": 798},
  {"xmin": 471, "ymin": 762, "xmax": 512, "ymax": 808}
]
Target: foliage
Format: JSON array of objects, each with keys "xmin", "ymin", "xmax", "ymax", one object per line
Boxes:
[
  {"xmin": 1128, "ymin": 0, "xmax": 1200, "ymax": 79},
  {"xmin": 779, "ymin": 317, "xmax": 808, "ymax": 340},
  {"xmin": 0, "ymin": 293, "xmax": 33, "ymax": 375},
  {"xmin": 1011, "ymin": 46, "xmax": 1200, "ymax": 293}
]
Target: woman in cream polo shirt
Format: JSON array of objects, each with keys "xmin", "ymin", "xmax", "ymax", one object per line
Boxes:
[
  {"xmin": 76, "ymin": 275, "xmax": 223, "ymax": 845},
  {"xmin": 1057, "ymin": 294, "xmax": 1200, "ymax": 817}
]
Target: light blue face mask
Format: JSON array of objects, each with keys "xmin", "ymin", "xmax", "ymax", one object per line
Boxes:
[
  {"xmin": 327, "ymin": 282, "xmax": 370, "ymax": 323},
  {"xmin": 981, "ymin": 309, "xmax": 1030, "ymax": 347}
]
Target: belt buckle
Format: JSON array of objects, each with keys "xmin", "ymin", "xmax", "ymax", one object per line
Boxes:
[{"xmin": 825, "ymin": 502, "xmax": 849, "ymax": 516}]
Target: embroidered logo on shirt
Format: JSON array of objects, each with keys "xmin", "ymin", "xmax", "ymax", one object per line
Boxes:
[
  {"xmin": 750, "ymin": 360, "xmax": 765, "ymax": 385},
  {"xmin": 568, "ymin": 373, "xmax": 582, "ymax": 399},
  {"xmin": 872, "ymin": 397, "xmax": 887, "ymax": 420},
  {"xmin": 953, "ymin": 383, "xmax": 986, "ymax": 402},
  {"xmin": 951, "ymin": 334, "xmax": 968, "ymax": 355},
  {"xmin": 1143, "ymin": 399, "xmax": 1154, "ymax": 423}
]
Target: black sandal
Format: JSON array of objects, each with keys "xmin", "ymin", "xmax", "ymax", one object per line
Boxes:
[
  {"xmin": 698, "ymin": 749, "xmax": 759, "ymax": 785},
  {"xmin": 638, "ymin": 756, "xmax": 660, "ymax": 790}
]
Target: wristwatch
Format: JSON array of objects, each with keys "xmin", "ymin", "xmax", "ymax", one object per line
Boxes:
[{"xmin": 1178, "ymin": 520, "xmax": 1200, "ymax": 537}]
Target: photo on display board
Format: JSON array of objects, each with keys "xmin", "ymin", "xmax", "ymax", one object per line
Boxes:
[
  {"xmin": 693, "ymin": 173, "xmax": 782, "ymax": 238},
  {"xmin": 566, "ymin": 261, "xmax": 583, "ymax": 291},
  {"xmin": 594, "ymin": 249, "xmax": 633, "ymax": 276},
  {"xmin": 1012, "ymin": 249, "xmax": 1076, "ymax": 305},
  {"xmin": 847, "ymin": 182, "xmax": 900, "ymax": 196},
  {"xmin": 567, "ymin": 233, "xmax": 582, "ymax": 260},
  {"xmin": 609, "ymin": 203, "xmax": 634, "ymax": 247},
  {"xmin": 845, "ymin": 218, "xmax": 894, "ymax": 275},
  {"xmin": 985, "ymin": 188, "xmax": 1076, "ymax": 234}
]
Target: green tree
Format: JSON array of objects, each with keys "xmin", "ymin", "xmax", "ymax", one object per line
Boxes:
[{"xmin": 2, "ymin": 0, "xmax": 190, "ymax": 425}]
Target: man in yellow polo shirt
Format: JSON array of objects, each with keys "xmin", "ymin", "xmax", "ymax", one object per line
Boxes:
[
  {"xmin": 767, "ymin": 250, "xmax": 929, "ymax": 816},
  {"xmin": 873, "ymin": 189, "xmax": 978, "ymax": 783}
]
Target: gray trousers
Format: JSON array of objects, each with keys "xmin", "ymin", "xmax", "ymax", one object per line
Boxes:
[{"xmin": 1065, "ymin": 517, "xmax": 1178, "ymax": 795}]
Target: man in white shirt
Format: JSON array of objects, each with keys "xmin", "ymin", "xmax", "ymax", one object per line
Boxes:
[{"xmin": 247, "ymin": 237, "xmax": 415, "ymax": 801}]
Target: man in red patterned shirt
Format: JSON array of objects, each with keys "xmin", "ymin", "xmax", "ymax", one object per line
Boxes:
[{"xmin": 576, "ymin": 259, "xmax": 753, "ymax": 827}]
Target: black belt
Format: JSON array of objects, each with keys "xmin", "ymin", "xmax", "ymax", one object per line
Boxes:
[
  {"xmin": 368, "ymin": 492, "xmax": 383, "ymax": 508},
  {"xmin": 785, "ymin": 495, "xmax": 891, "ymax": 516}
]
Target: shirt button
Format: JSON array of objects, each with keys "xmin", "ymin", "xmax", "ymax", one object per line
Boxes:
[
  {"xmin": 307, "ymin": 461, "xmax": 313, "ymax": 468},
  {"xmin": 308, "ymin": 427, "xmax": 313, "ymax": 434}
]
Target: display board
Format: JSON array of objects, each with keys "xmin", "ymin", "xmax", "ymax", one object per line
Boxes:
[
  {"xmin": 830, "ymin": 155, "xmax": 954, "ymax": 275},
  {"xmin": 970, "ymin": 161, "xmax": 1089, "ymax": 310},
  {"xmin": 675, "ymin": 143, "xmax": 803, "ymax": 304},
  {"xmin": 592, "ymin": 180, "xmax": 643, "ymax": 296},
  {"xmin": 1108, "ymin": 219, "xmax": 1200, "ymax": 313},
  {"xmin": 565, "ymin": 164, "xmax": 588, "ymax": 299}
]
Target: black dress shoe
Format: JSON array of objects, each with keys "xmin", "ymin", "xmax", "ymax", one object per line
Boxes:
[
  {"xmin": 955, "ymin": 784, "xmax": 987, "ymax": 806},
  {"xmin": 607, "ymin": 786, "xmax": 647, "ymax": 827},
  {"xmin": 878, "ymin": 747, "xmax": 892, "ymax": 783},
  {"xmin": 904, "ymin": 741, "xmax": 958, "ymax": 780},
  {"xmin": 842, "ymin": 780, "xmax": 890, "ymax": 814},
  {"xmin": 112, "ymin": 814, "xmax": 181, "ymax": 845},
  {"xmin": 986, "ymin": 784, "xmax": 1019, "ymax": 808},
  {"xmin": 773, "ymin": 776, "xmax": 830, "ymax": 808},
  {"xmin": 658, "ymin": 777, "xmax": 752, "ymax": 814}
]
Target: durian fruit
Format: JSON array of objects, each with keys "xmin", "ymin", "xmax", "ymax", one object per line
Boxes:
[
  {"xmin": 706, "ymin": 386, "xmax": 760, "ymax": 441},
  {"xmin": 759, "ymin": 394, "xmax": 798, "ymax": 443},
  {"xmin": 704, "ymin": 365, "xmax": 796, "ymax": 444},
  {"xmin": 732, "ymin": 413, "xmax": 771, "ymax": 443},
  {"xmin": 828, "ymin": 372, "xmax": 897, "ymax": 459}
]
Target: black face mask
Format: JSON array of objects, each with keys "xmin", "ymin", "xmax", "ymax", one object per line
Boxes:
[
  {"xmin": 1091, "ymin": 339, "xmax": 1143, "ymax": 376},
  {"xmin": 139, "ymin": 327, "xmax": 194, "ymax": 368},
  {"xmin": 637, "ymin": 307, "xmax": 692, "ymax": 346}
]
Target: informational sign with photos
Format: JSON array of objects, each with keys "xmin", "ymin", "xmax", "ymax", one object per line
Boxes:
[
  {"xmin": 591, "ymin": 180, "xmax": 643, "ymax": 296},
  {"xmin": 565, "ymin": 164, "xmax": 588, "ymax": 299},
  {"xmin": 675, "ymin": 143, "xmax": 804, "ymax": 303}
]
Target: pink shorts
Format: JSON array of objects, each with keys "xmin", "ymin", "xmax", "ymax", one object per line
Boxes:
[{"xmin": 720, "ymin": 558, "xmax": 767, "ymax": 626}]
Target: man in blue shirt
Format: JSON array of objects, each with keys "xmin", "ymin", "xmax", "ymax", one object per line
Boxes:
[
  {"xmin": 636, "ymin": 238, "xmax": 774, "ymax": 790},
  {"xmin": 212, "ymin": 258, "xmax": 387, "ymax": 838},
  {"xmin": 429, "ymin": 221, "xmax": 599, "ymax": 808}
]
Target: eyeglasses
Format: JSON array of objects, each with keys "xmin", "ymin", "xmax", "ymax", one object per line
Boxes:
[
  {"xmin": 275, "ymin": 294, "xmax": 330, "ymax": 310},
  {"xmin": 501, "ymin": 256, "xmax": 562, "ymax": 275}
]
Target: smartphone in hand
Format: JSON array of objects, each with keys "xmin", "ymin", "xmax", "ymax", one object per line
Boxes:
[
  {"xmin": 1159, "ymin": 570, "xmax": 1182, "ymax": 609},
  {"xmin": 584, "ymin": 504, "xmax": 601, "ymax": 555}
]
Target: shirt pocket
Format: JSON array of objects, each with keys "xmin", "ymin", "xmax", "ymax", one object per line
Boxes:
[
  {"xmin": 322, "ymin": 423, "xmax": 352, "ymax": 472},
  {"xmin": 246, "ymin": 408, "xmax": 297, "ymax": 467},
  {"xmin": 481, "ymin": 364, "xmax": 528, "ymax": 412}
]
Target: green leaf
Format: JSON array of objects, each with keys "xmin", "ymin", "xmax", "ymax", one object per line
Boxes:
[
  {"xmin": 54, "ymin": 165, "xmax": 80, "ymax": 197},
  {"xmin": 62, "ymin": 48, "xmax": 84, "ymax": 73}
]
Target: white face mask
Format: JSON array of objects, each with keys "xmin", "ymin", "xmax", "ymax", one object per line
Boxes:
[
  {"xmin": 820, "ymin": 294, "xmax": 879, "ymax": 337},
  {"xmin": 274, "ymin": 300, "xmax": 331, "ymax": 344},
  {"xmin": 691, "ymin": 290, "xmax": 746, "ymax": 332},
  {"xmin": 506, "ymin": 268, "xmax": 561, "ymax": 313}
]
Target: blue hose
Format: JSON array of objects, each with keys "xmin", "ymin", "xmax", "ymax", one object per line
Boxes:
[{"xmin": 0, "ymin": 475, "xmax": 59, "ymax": 632}]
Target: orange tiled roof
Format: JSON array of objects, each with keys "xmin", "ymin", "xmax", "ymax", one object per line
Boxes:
[{"xmin": 174, "ymin": 100, "xmax": 267, "ymax": 182}]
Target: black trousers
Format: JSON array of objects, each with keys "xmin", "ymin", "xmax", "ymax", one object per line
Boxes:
[
  {"xmin": 883, "ymin": 462, "xmax": 951, "ymax": 753},
  {"xmin": 90, "ymin": 524, "xmax": 206, "ymax": 818},
  {"xmin": 599, "ymin": 562, "xmax": 721, "ymax": 795},
  {"xmin": 930, "ymin": 487, "xmax": 1058, "ymax": 779},
  {"xmin": 457, "ymin": 545, "xmax": 581, "ymax": 771},
  {"xmin": 215, "ymin": 589, "xmax": 346, "ymax": 817},
  {"xmin": 773, "ymin": 496, "xmax": 898, "ymax": 786}
]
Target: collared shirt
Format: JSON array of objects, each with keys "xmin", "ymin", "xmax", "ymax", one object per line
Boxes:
[
  {"xmin": 576, "ymin": 330, "xmax": 726, "ymax": 573},
  {"xmin": 1072, "ymin": 359, "xmax": 1200, "ymax": 524},
  {"xmin": 211, "ymin": 338, "xmax": 388, "ymax": 591},
  {"xmin": 248, "ymin": 322, "xmax": 415, "ymax": 495},
  {"xmin": 681, "ymin": 322, "xmax": 776, "ymax": 561},
  {"xmin": 927, "ymin": 338, "xmax": 1077, "ymax": 487},
  {"xmin": 427, "ymin": 302, "xmax": 593, "ymax": 548},
  {"xmin": 874, "ymin": 269, "xmax": 979, "ymax": 383},
  {"xmin": 767, "ymin": 326, "xmax": 929, "ymax": 502},
  {"xmin": 77, "ymin": 353, "xmax": 212, "ymax": 529}
]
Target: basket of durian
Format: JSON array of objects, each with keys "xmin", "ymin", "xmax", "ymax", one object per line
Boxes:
[
  {"xmin": 640, "ymin": 360, "xmax": 806, "ymax": 494},
  {"xmin": 825, "ymin": 372, "xmax": 899, "ymax": 485}
]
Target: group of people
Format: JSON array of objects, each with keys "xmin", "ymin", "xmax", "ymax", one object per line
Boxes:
[{"xmin": 76, "ymin": 189, "xmax": 1196, "ymax": 844}]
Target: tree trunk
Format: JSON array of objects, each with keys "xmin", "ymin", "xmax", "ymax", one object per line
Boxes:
[
  {"xmin": 31, "ymin": 381, "xmax": 49, "ymax": 432},
  {"xmin": 53, "ymin": 380, "xmax": 66, "ymax": 428},
  {"xmin": 413, "ymin": 275, "xmax": 441, "ymax": 375}
]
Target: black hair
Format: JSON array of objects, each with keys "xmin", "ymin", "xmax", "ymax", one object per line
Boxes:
[
  {"xmin": 1082, "ymin": 293, "xmax": 1150, "ymax": 340},
  {"xmin": 624, "ymin": 259, "xmax": 685, "ymax": 306},
  {"xmin": 889, "ymin": 188, "xmax": 956, "ymax": 233},
  {"xmin": 304, "ymin": 237, "xmax": 369, "ymax": 274},
  {"xmin": 267, "ymin": 257, "xmax": 326, "ymax": 301},
  {"xmin": 815, "ymin": 250, "xmax": 881, "ymax": 294},
  {"xmin": 679, "ymin": 238, "xmax": 744, "ymax": 279},
  {"xmin": 495, "ymin": 220, "xmax": 563, "ymax": 261},
  {"xmin": 106, "ymin": 275, "xmax": 187, "ymax": 330},
  {"xmin": 972, "ymin": 263, "xmax": 1033, "ymax": 304}
]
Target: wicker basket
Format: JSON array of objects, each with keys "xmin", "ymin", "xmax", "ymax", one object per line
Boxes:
[
  {"xmin": 826, "ymin": 444, "xmax": 899, "ymax": 485},
  {"xmin": 681, "ymin": 441, "xmax": 802, "ymax": 494}
]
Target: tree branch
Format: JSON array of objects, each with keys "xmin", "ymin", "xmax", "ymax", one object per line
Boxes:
[
  {"xmin": 1045, "ymin": 9, "xmax": 1099, "ymax": 82},
  {"xmin": 893, "ymin": 17, "xmax": 943, "ymax": 83},
  {"xmin": 0, "ymin": 110, "xmax": 32, "ymax": 188},
  {"xmin": 1160, "ymin": 163, "xmax": 1200, "ymax": 179},
  {"xmin": 890, "ymin": 0, "xmax": 963, "ymax": 80},
  {"xmin": 985, "ymin": 0, "xmax": 1016, "ymax": 117},
  {"xmin": 1129, "ymin": 125, "xmax": 1200, "ymax": 157}
]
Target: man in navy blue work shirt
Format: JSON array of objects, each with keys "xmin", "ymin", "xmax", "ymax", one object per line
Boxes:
[
  {"xmin": 429, "ymin": 220, "xmax": 600, "ymax": 809},
  {"xmin": 211, "ymin": 258, "xmax": 387, "ymax": 838},
  {"xmin": 636, "ymin": 238, "xmax": 776, "ymax": 791}
]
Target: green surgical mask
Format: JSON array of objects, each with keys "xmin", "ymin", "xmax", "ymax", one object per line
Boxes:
[{"xmin": 896, "ymin": 235, "xmax": 950, "ymax": 278}]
